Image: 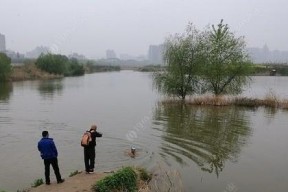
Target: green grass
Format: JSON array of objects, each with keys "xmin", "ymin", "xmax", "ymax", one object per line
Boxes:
[
  {"xmin": 92, "ymin": 167, "xmax": 138, "ymax": 192},
  {"xmin": 31, "ymin": 178, "xmax": 43, "ymax": 188},
  {"xmin": 69, "ymin": 170, "xmax": 81, "ymax": 177}
]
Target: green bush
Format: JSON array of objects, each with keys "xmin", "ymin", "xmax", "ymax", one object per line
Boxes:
[
  {"xmin": 36, "ymin": 53, "xmax": 68, "ymax": 74},
  {"xmin": 0, "ymin": 53, "xmax": 12, "ymax": 82},
  {"xmin": 35, "ymin": 54, "xmax": 84, "ymax": 76},
  {"xmin": 92, "ymin": 167, "xmax": 137, "ymax": 192},
  {"xmin": 65, "ymin": 58, "xmax": 85, "ymax": 76}
]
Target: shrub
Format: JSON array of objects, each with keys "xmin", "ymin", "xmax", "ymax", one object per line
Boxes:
[
  {"xmin": 0, "ymin": 53, "xmax": 12, "ymax": 82},
  {"xmin": 36, "ymin": 54, "xmax": 85, "ymax": 76},
  {"xmin": 65, "ymin": 58, "xmax": 84, "ymax": 76},
  {"xmin": 92, "ymin": 167, "xmax": 137, "ymax": 192},
  {"xmin": 36, "ymin": 53, "xmax": 68, "ymax": 74}
]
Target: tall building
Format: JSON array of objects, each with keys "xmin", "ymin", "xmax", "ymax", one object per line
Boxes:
[
  {"xmin": 68, "ymin": 52, "xmax": 86, "ymax": 60},
  {"xmin": 106, "ymin": 49, "xmax": 117, "ymax": 59},
  {"xmin": 148, "ymin": 44, "xmax": 164, "ymax": 64},
  {"xmin": 247, "ymin": 45, "xmax": 288, "ymax": 63},
  {"xmin": 0, "ymin": 33, "xmax": 6, "ymax": 52}
]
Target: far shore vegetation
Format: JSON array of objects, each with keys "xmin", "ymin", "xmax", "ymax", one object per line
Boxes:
[
  {"xmin": 153, "ymin": 20, "xmax": 288, "ymax": 109},
  {"xmin": 0, "ymin": 53, "xmax": 121, "ymax": 82}
]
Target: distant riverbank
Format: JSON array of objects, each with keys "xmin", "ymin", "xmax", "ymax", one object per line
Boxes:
[{"xmin": 10, "ymin": 64, "xmax": 63, "ymax": 81}]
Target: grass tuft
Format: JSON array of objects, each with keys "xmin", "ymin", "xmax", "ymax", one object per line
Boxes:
[
  {"xmin": 69, "ymin": 170, "xmax": 81, "ymax": 177},
  {"xmin": 136, "ymin": 167, "xmax": 152, "ymax": 182},
  {"xmin": 31, "ymin": 178, "xmax": 43, "ymax": 188}
]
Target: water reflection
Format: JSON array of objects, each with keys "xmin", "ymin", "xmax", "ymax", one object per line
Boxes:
[
  {"xmin": 37, "ymin": 79, "xmax": 63, "ymax": 98},
  {"xmin": 0, "ymin": 82, "xmax": 12, "ymax": 101},
  {"xmin": 153, "ymin": 104, "xmax": 252, "ymax": 177}
]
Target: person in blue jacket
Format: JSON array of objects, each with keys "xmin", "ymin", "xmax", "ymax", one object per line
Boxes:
[{"xmin": 37, "ymin": 131, "xmax": 64, "ymax": 185}]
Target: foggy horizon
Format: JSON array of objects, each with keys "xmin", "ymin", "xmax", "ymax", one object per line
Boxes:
[{"xmin": 1, "ymin": 0, "xmax": 288, "ymax": 59}]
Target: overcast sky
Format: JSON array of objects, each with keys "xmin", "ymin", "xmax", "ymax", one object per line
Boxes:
[{"xmin": 0, "ymin": 0, "xmax": 287, "ymax": 59}]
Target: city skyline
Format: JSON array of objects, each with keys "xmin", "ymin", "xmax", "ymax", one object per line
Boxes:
[
  {"xmin": 1, "ymin": 0, "xmax": 288, "ymax": 59},
  {"xmin": 2, "ymin": 31, "xmax": 288, "ymax": 64}
]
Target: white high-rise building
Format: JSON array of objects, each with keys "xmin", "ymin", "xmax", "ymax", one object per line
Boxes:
[
  {"xmin": 148, "ymin": 44, "xmax": 164, "ymax": 64},
  {"xmin": 0, "ymin": 33, "xmax": 6, "ymax": 52},
  {"xmin": 106, "ymin": 49, "xmax": 117, "ymax": 59}
]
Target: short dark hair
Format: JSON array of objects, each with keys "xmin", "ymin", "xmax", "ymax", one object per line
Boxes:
[{"xmin": 42, "ymin": 131, "xmax": 49, "ymax": 137}]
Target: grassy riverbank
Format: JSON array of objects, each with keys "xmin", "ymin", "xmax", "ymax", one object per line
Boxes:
[
  {"xmin": 7, "ymin": 167, "xmax": 152, "ymax": 192},
  {"xmin": 4, "ymin": 165, "xmax": 184, "ymax": 192},
  {"xmin": 10, "ymin": 64, "xmax": 63, "ymax": 81}
]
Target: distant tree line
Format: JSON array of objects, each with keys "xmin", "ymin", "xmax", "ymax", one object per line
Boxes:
[
  {"xmin": 154, "ymin": 20, "xmax": 253, "ymax": 99},
  {"xmin": 85, "ymin": 60, "xmax": 120, "ymax": 73},
  {"xmin": 35, "ymin": 53, "xmax": 85, "ymax": 76}
]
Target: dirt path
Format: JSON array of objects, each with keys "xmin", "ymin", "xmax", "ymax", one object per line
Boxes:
[{"xmin": 29, "ymin": 171, "xmax": 107, "ymax": 192}]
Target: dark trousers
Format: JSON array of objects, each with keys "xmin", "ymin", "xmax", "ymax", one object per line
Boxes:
[
  {"xmin": 84, "ymin": 147, "xmax": 95, "ymax": 172},
  {"xmin": 44, "ymin": 158, "xmax": 62, "ymax": 183}
]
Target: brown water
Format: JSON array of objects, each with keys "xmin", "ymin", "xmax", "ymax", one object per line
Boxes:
[{"xmin": 0, "ymin": 72, "xmax": 288, "ymax": 192}]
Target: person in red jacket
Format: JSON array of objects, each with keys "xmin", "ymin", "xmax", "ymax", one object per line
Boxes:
[
  {"xmin": 84, "ymin": 124, "xmax": 102, "ymax": 173},
  {"xmin": 38, "ymin": 131, "xmax": 65, "ymax": 185}
]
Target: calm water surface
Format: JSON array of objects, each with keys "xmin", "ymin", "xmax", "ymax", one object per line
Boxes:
[{"xmin": 0, "ymin": 72, "xmax": 287, "ymax": 192}]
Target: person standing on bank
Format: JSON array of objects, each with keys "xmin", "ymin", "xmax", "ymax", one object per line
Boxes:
[
  {"xmin": 37, "ymin": 131, "xmax": 65, "ymax": 185},
  {"xmin": 84, "ymin": 124, "xmax": 102, "ymax": 173}
]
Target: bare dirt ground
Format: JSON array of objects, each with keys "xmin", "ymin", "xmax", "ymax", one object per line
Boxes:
[{"xmin": 29, "ymin": 171, "xmax": 107, "ymax": 192}]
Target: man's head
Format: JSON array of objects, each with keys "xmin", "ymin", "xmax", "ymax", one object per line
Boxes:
[
  {"xmin": 90, "ymin": 124, "xmax": 97, "ymax": 131},
  {"xmin": 42, "ymin": 131, "xmax": 49, "ymax": 138}
]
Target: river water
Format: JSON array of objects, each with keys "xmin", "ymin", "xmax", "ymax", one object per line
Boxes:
[{"xmin": 0, "ymin": 71, "xmax": 287, "ymax": 192}]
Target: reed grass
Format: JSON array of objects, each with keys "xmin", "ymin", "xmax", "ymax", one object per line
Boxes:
[
  {"xmin": 162, "ymin": 93, "xmax": 288, "ymax": 109},
  {"xmin": 10, "ymin": 63, "xmax": 62, "ymax": 81}
]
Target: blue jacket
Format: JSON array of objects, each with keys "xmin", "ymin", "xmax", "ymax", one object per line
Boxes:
[{"xmin": 38, "ymin": 137, "xmax": 58, "ymax": 159}]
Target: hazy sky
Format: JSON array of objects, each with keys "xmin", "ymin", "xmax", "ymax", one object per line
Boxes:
[{"xmin": 0, "ymin": 0, "xmax": 287, "ymax": 59}]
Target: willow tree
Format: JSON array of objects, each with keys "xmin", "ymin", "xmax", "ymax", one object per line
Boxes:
[
  {"xmin": 153, "ymin": 24, "xmax": 205, "ymax": 100},
  {"xmin": 201, "ymin": 20, "xmax": 253, "ymax": 95}
]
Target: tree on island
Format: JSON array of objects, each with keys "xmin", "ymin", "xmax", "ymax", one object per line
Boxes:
[
  {"xmin": 0, "ymin": 53, "xmax": 12, "ymax": 82},
  {"xmin": 153, "ymin": 23, "xmax": 205, "ymax": 99},
  {"xmin": 153, "ymin": 20, "xmax": 253, "ymax": 99},
  {"xmin": 201, "ymin": 20, "xmax": 253, "ymax": 95}
]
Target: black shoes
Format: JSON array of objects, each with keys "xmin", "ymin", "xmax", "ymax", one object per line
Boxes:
[
  {"xmin": 45, "ymin": 179, "xmax": 64, "ymax": 185},
  {"xmin": 57, "ymin": 179, "xmax": 65, "ymax": 184},
  {"xmin": 85, "ymin": 169, "xmax": 94, "ymax": 174}
]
